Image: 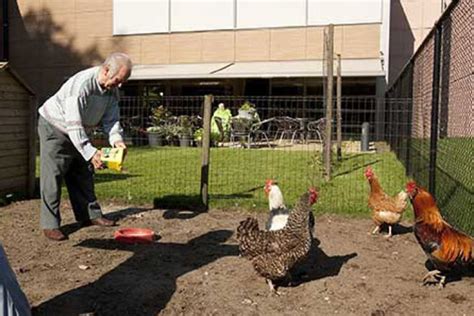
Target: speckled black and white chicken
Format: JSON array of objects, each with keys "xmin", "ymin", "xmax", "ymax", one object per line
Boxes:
[
  {"xmin": 264, "ymin": 179, "xmax": 315, "ymax": 233},
  {"xmin": 237, "ymin": 188, "xmax": 318, "ymax": 293}
]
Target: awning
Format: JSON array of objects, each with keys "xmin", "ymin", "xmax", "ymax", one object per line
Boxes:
[
  {"xmin": 130, "ymin": 63, "xmax": 230, "ymax": 80},
  {"xmin": 129, "ymin": 59, "xmax": 384, "ymax": 80}
]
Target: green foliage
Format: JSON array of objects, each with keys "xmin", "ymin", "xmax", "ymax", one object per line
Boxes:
[
  {"xmin": 193, "ymin": 128, "xmax": 203, "ymax": 141},
  {"xmin": 238, "ymin": 101, "xmax": 260, "ymax": 122},
  {"xmin": 87, "ymin": 148, "xmax": 410, "ymax": 219},
  {"xmin": 146, "ymin": 125, "xmax": 168, "ymax": 135},
  {"xmin": 193, "ymin": 128, "xmax": 219, "ymax": 142},
  {"xmin": 175, "ymin": 115, "xmax": 194, "ymax": 137},
  {"xmin": 239, "ymin": 100, "xmax": 256, "ymax": 111},
  {"xmin": 150, "ymin": 105, "xmax": 172, "ymax": 126}
]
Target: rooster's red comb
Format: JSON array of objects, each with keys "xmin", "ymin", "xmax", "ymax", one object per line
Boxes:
[{"xmin": 406, "ymin": 181, "xmax": 417, "ymax": 193}]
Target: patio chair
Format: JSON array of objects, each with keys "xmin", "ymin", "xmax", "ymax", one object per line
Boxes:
[
  {"xmin": 230, "ymin": 117, "xmax": 274, "ymax": 148},
  {"xmin": 249, "ymin": 117, "xmax": 274, "ymax": 148},
  {"xmin": 306, "ymin": 118, "xmax": 326, "ymax": 143},
  {"xmin": 213, "ymin": 116, "xmax": 226, "ymax": 142},
  {"xmin": 230, "ymin": 117, "xmax": 252, "ymax": 148},
  {"xmin": 273, "ymin": 116, "xmax": 303, "ymax": 144}
]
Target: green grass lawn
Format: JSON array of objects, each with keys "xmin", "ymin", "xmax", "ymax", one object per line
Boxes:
[
  {"xmin": 33, "ymin": 138, "xmax": 471, "ymax": 233},
  {"xmin": 87, "ymin": 146, "xmax": 411, "ymax": 218},
  {"xmin": 401, "ymin": 137, "xmax": 473, "ymax": 234}
]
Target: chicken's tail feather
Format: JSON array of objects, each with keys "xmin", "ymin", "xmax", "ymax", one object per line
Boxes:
[
  {"xmin": 237, "ymin": 217, "xmax": 259, "ymax": 240},
  {"xmin": 236, "ymin": 217, "xmax": 262, "ymax": 258}
]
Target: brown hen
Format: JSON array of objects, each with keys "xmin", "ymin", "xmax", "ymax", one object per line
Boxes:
[
  {"xmin": 365, "ymin": 166, "xmax": 408, "ymax": 238},
  {"xmin": 236, "ymin": 188, "xmax": 318, "ymax": 294}
]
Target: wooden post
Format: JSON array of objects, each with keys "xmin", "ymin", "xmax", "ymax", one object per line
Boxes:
[
  {"xmin": 324, "ymin": 24, "xmax": 334, "ymax": 181},
  {"xmin": 336, "ymin": 53, "xmax": 342, "ymax": 161},
  {"xmin": 200, "ymin": 95, "xmax": 213, "ymax": 211}
]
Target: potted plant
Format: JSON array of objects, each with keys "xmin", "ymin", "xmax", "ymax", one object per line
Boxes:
[
  {"xmin": 175, "ymin": 115, "xmax": 194, "ymax": 147},
  {"xmin": 194, "ymin": 128, "xmax": 203, "ymax": 147},
  {"xmin": 149, "ymin": 105, "xmax": 172, "ymax": 126},
  {"xmin": 193, "ymin": 128, "xmax": 220, "ymax": 147},
  {"xmin": 146, "ymin": 105, "xmax": 173, "ymax": 147},
  {"xmin": 146, "ymin": 126, "xmax": 167, "ymax": 147}
]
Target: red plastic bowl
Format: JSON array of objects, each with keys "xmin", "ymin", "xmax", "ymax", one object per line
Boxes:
[{"xmin": 114, "ymin": 228, "xmax": 156, "ymax": 244}]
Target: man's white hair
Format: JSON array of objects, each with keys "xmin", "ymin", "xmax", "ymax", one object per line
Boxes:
[{"xmin": 103, "ymin": 52, "xmax": 132, "ymax": 78}]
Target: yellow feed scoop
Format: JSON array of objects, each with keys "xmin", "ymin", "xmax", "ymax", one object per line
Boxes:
[{"xmin": 100, "ymin": 147, "xmax": 125, "ymax": 171}]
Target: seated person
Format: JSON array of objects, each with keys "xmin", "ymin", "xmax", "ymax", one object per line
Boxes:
[{"xmin": 211, "ymin": 103, "xmax": 232, "ymax": 140}]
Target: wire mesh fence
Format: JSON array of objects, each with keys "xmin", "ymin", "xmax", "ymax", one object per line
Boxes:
[
  {"xmin": 88, "ymin": 95, "xmax": 411, "ymax": 219},
  {"xmin": 387, "ymin": 0, "xmax": 473, "ymax": 234}
]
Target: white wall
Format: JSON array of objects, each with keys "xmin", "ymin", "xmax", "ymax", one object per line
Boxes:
[
  {"xmin": 308, "ymin": 0, "xmax": 382, "ymax": 25},
  {"xmin": 236, "ymin": 0, "xmax": 306, "ymax": 28},
  {"xmin": 171, "ymin": 0, "xmax": 234, "ymax": 32},
  {"xmin": 113, "ymin": 0, "xmax": 384, "ymax": 35},
  {"xmin": 113, "ymin": 0, "xmax": 169, "ymax": 35}
]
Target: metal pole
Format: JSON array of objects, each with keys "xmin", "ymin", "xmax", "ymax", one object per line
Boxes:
[
  {"xmin": 406, "ymin": 61, "xmax": 414, "ymax": 177},
  {"xmin": 361, "ymin": 122, "xmax": 370, "ymax": 151},
  {"xmin": 336, "ymin": 53, "xmax": 342, "ymax": 161},
  {"xmin": 1, "ymin": 0, "xmax": 9, "ymax": 61},
  {"xmin": 429, "ymin": 26, "xmax": 442, "ymax": 194},
  {"xmin": 324, "ymin": 24, "xmax": 334, "ymax": 181},
  {"xmin": 200, "ymin": 95, "xmax": 213, "ymax": 211}
]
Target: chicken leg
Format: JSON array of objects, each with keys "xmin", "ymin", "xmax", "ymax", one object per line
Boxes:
[
  {"xmin": 384, "ymin": 225, "xmax": 393, "ymax": 238},
  {"xmin": 266, "ymin": 279, "xmax": 281, "ymax": 296},
  {"xmin": 371, "ymin": 225, "xmax": 380, "ymax": 235},
  {"xmin": 422, "ymin": 270, "xmax": 446, "ymax": 288}
]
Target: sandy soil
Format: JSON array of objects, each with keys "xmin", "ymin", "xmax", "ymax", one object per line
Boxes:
[{"xmin": 0, "ymin": 199, "xmax": 472, "ymax": 316}]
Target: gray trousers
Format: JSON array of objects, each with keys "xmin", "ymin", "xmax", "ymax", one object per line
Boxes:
[{"xmin": 38, "ymin": 116, "xmax": 103, "ymax": 229}]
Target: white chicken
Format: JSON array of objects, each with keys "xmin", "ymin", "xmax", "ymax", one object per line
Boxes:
[
  {"xmin": 264, "ymin": 179, "xmax": 315, "ymax": 232},
  {"xmin": 264, "ymin": 179, "xmax": 289, "ymax": 231}
]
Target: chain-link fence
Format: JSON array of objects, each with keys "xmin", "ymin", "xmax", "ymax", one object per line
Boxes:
[
  {"xmin": 88, "ymin": 95, "xmax": 411, "ymax": 218},
  {"xmin": 387, "ymin": 0, "xmax": 473, "ymax": 234}
]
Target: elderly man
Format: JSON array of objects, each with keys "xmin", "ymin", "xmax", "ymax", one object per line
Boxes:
[{"xmin": 38, "ymin": 52, "xmax": 132, "ymax": 241}]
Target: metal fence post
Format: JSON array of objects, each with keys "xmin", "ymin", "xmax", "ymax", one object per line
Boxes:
[
  {"xmin": 324, "ymin": 24, "xmax": 334, "ymax": 181},
  {"xmin": 200, "ymin": 95, "xmax": 213, "ymax": 211},
  {"xmin": 429, "ymin": 26, "xmax": 442, "ymax": 194},
  {"xmin": 361, "ymin": 122, "xmax": 370, "ymax": 151},
  {"xmin": 405, "ymin": 61, "xmax": 414, "ymax": 177}
]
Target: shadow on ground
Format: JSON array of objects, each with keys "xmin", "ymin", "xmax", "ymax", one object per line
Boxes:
[
  {"xmin": 32, "ymin": 230, "xmax": 238, "ymax": 316},
  {"xmin": 279, "ymin": 238, "xmax": 358, "ymax": 288}
]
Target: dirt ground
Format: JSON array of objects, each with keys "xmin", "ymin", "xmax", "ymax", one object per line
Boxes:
[{"xmin": 0, "ymin": 199, "xmax": 472, "ymax": 316}]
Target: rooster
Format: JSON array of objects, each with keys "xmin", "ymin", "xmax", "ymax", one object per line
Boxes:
[
  {"xmin": 264, "ymin": 179, "xmax": 315, "ymax": 232},
  {"xmin": 364, "ymin": 166, "xmax": 408, "ymax": 238},
  {"xmin": 407, "ymin": 181, "xmax": 473, "ymax": 288},
  {"xmin": 237, "ymin": 188, "xmax": 318, "ymax": 294},
  {"xmin": 264, "ymin": 179, "xmax": 288, "ymax": 231}
]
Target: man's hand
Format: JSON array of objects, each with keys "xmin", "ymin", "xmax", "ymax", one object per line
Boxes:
[
  {"xmin": 91, "ymin": 150, "xmax": 105, "ymax": 170},
  {"xmin": 114, "ymin": 140, "xmax": 128, "ymax": 161}
]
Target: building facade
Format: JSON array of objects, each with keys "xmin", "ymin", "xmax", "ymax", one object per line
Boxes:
[{"xmin": 4, "ymin": 0, "xmax": 449, "ymax": 102}]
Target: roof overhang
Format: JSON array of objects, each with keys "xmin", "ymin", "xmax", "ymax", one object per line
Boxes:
[
  {"xmin": 0, "ymin": 62, "xmax": 35, "ymax": 95},
  {"xmin": 130, "ymin": 59, "xmax": 384, "ymax": 81}
]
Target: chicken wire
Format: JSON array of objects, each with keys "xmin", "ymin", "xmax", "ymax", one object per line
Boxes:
[
  {"xmin": 86, "ymin": 95, "xmax": 412, "ymax": 217},
  {"xmin": 387, "ymin": 0, "xmax": 473, "ymax": 234}
]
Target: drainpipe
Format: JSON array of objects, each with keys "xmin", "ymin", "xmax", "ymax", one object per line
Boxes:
[{"xmin": 1, "ymin": 0, "xmax": 8, "ymax": 61}]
